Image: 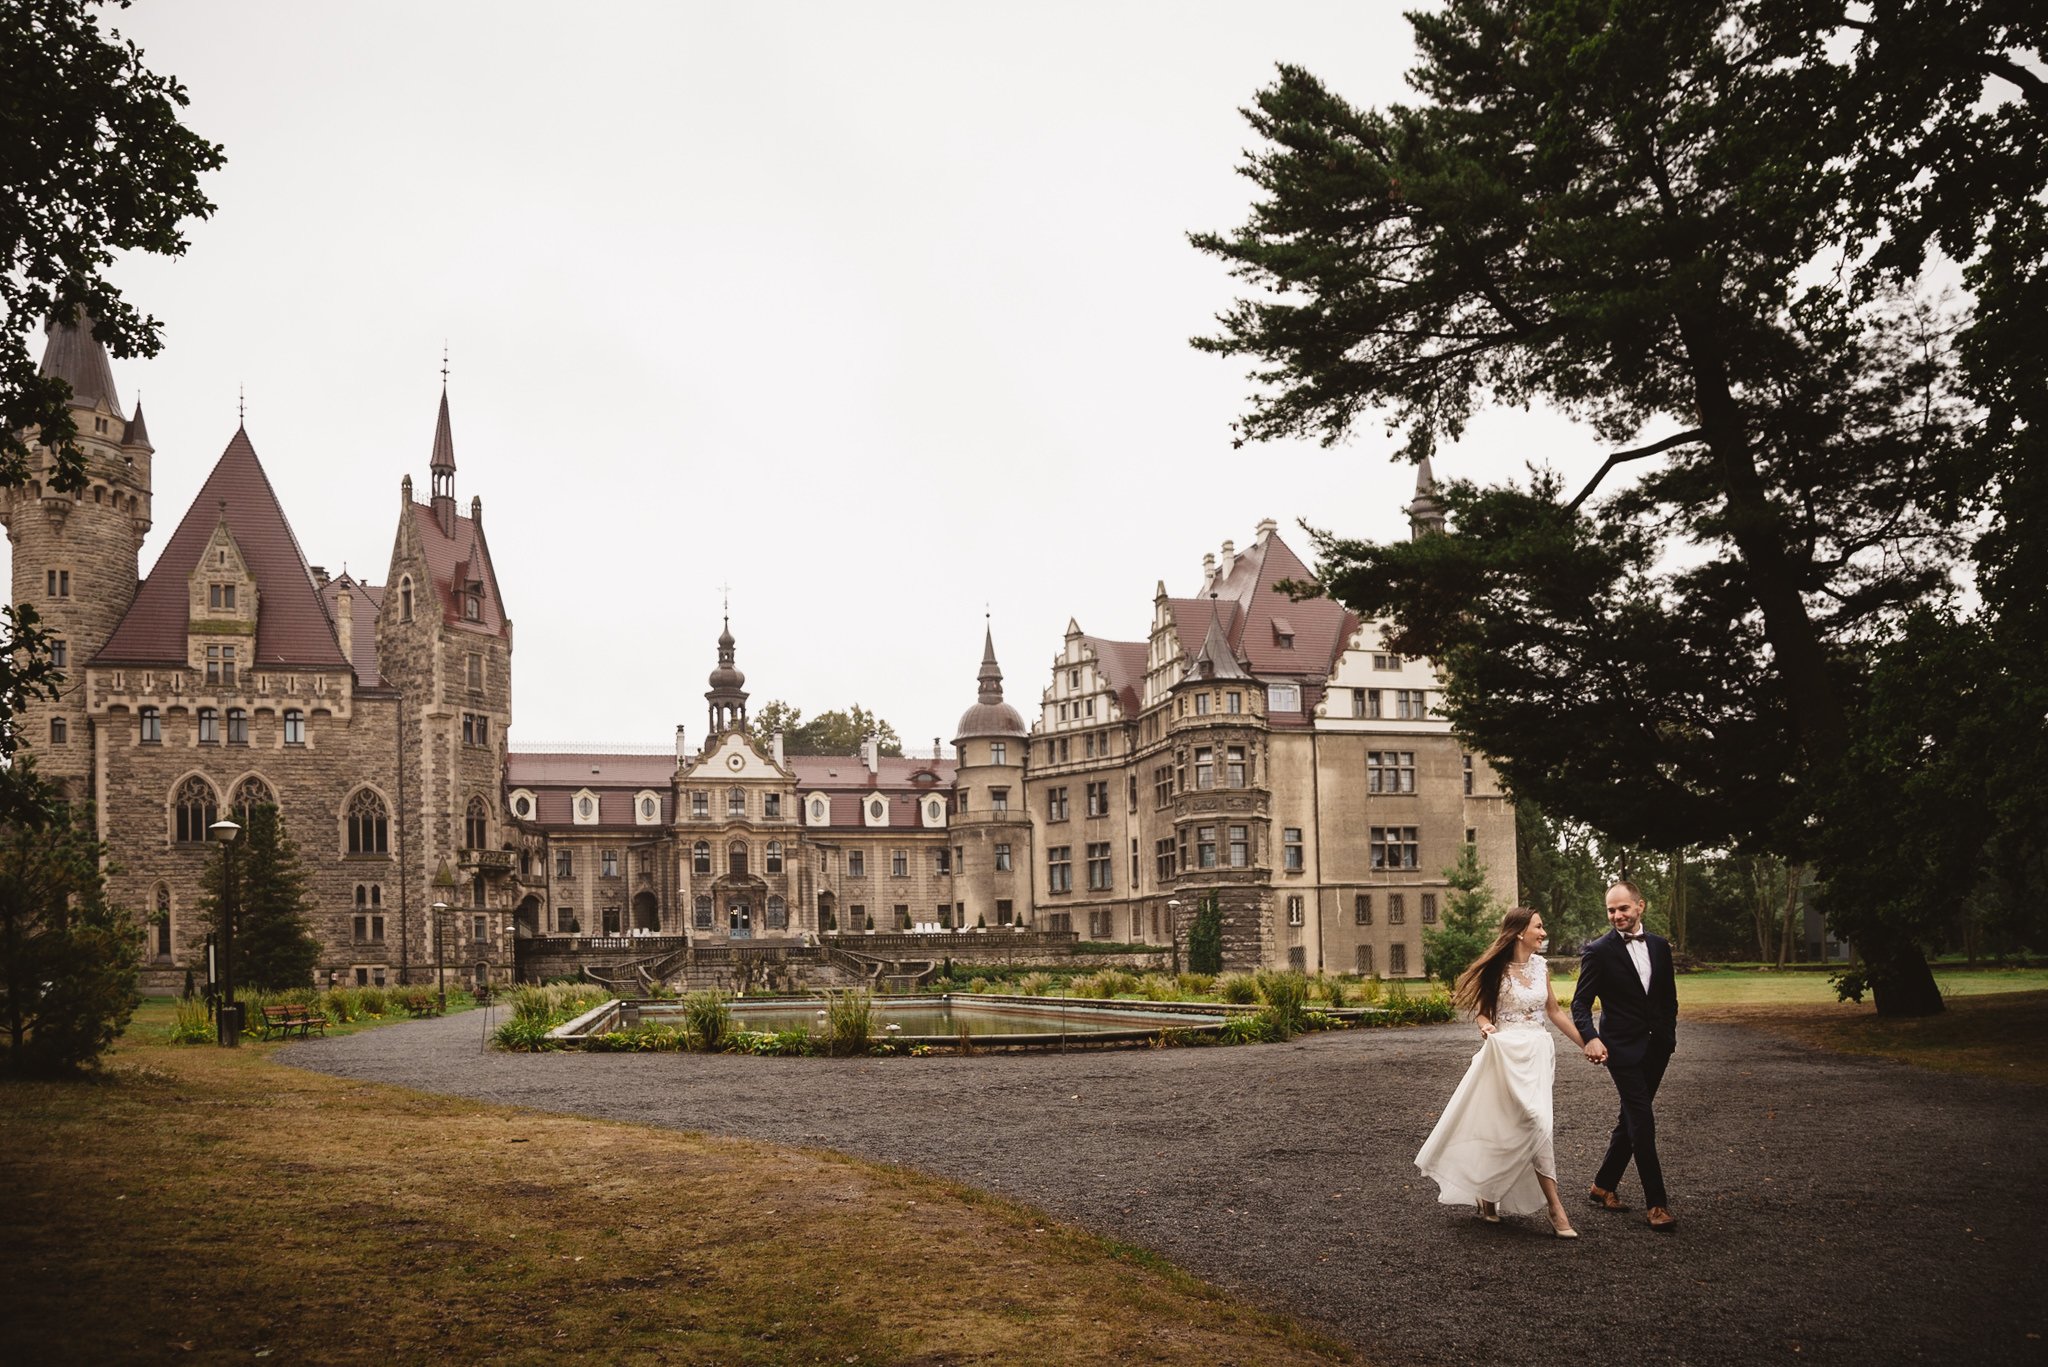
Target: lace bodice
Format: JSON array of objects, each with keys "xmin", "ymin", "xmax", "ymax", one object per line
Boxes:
[{"xmin": 1494, "ymin": 955, "xmax": 1549, "ymax": 1029}]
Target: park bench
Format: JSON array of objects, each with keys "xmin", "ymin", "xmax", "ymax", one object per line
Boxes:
[{"xmin": 257, "ymin": 1002, "xmax": 328, "ymax": 1040}]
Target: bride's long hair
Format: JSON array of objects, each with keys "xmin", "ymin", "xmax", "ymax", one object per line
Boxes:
[{"xmin": 1452, "ymin": 906, "xmax": 1538, "ymax": 1021}]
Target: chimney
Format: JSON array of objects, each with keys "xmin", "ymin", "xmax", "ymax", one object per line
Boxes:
[
  {"xmin": 1201, "ymin": 551, "xmax": 1216, "ymax": 588},
  {"xmin": 675, "ymin": 724, "xmax": 687, "ymax": 763},
  {"xmin": 310, "ymin": 565, "xmax": 329, "ymax": 588},
  {"xmin": 772, "ymin": 729, "xmax": 785, "ymax": 766},
  {"xmin": 1219, "ymin": 539, "xmax": 1236, "ymax": 580},
  {"xmin": 471, "ymin": 494, "xmax": 482, "ymax": 528},
  {"xmin": 1254, "ymin": 517, "xmax": 1277, "ymax": 541},
  {"xmin": 334, "ymin": 587, "xmax": 353, "ymax": 665},
  {"xmin": 862, "ymin": 734, "xmax": 880, "ymax": 774}
]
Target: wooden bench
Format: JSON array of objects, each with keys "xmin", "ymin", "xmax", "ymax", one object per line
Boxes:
[{"xmin": 257, "ymin": 1003, "xmax": 328, "ymax": 1040}]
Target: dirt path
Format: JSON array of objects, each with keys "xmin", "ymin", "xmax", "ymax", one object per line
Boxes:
[{"xmin": 286, "ymin": 1015, "xmax": 2046, "ymax": 1366}]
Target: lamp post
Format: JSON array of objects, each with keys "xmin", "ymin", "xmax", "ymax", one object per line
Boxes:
[
  {"xmin": 209, "ymin": 817, "xmax": 243, "ymax": 1046},
  {"xmin": 1167, "ymin": 898, "xmax": 1183, "ymax": 977},
  {"xmin": 432, "ymin": 861, "xmax": 458, "ymax": 1016}
]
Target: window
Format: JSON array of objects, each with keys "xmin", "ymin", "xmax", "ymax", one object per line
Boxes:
[
  {"xmin": 1396, "ymin": 689, "xmax": 1428, "ymax": 719},
  {"xmin": 558, "ymin": 907, "xmax": 580, "ymax": 934},
  {"xmin": 1267, "ymin": 683, "xmax": 1300, "ymax": 712},
  {"xmin": 1130, "ymin": 836, "xmax": 1139, "ymax": 884},
  {"xmin": 891, "ymin": 849, "xmax": 908, "ymax": 878},
  {"xmin": 282, "ymin": 709, "xmax": 304, "ymax": 744},
  {"xmin": 601, "ymin": 850, "xmax": 619, "ymax": 878},
  {"xmin": 557, "ymin": 849, "xmax": 575, "ymax": 879},
  {"xmin": 763, "ymin": 793, "xmax": 781, "ymax": 818},
  {"xmin": 694, "ymin": 896, "xmax": 713, "ymax": 930},
  {"xmin": 766, "ymin": 841, "xmax": 783, "ymax": 874},
  {"xmin": 1084, "ymin": 732, "xmax": 1095, "ymax": 758},
  {"xmin": 809, "ymin": 796, "xmax": 826, "ymax": 823},
  {"xmin": 1356, "ymin": 944, "xmax": 1375, "ymax": 974},
  {"xmin": 1388, "ymin": 893, "xmax": 1407, "ymax": 925},
  {"xmin": 1368, "ymin": 751, "xmax": 1416, "ymax": 793},
  {"xmin": 513, "ymin": 794, "xmax": 532, "ymax": 819},
  {"xmin": 209, "ymin": 583, "xmax": 237, "ymax": 610},
  {"xmin": 868, "ymin": 797, "xmax": 885, "ymax": 822},
  {"xmin": 1390, "ymin": 943, "xmax": 1408, "ymax": 975},
  {"xmin": 728, "ymin": 842, "xmax": 748, "ymax": 877},
  {"xmin": 1463, "ymin": 754, "xmax": 1475, "ymax": 795},
  {"xmin": 1228, "ymin": 825, "xmax": 1249, "ymax": 868},
  {"xmin": 51, "ymin": 639, "xmax": 66, "ymax": 670},
  {"xmin": 766, "ymin": 896, "xmax": 787, "ymax": 930},
  {"xmin": 1373, "ymin": 652, "xmax": 1400, "ymax": 670},
  {"xmin": 1193, "ymin": 746, "xmax": 1214, "ymax": 790},
  {"xmin": 1155, "ymin": 838, "xmax": 1176, "ymax": 881},
  {"xmin": 1058, "ymin": 737, "xmax": 1070, "ymax": 762},
  {"xmin": 1086, "ymin": 842, "xmax": 1112, "ymax": 891},
  {"xmin": 1371, "ymin": 826, "xmax": 1419, "ymax": 870},
  {"xmin": 153, "ymin": 885, "xmax": 172, "ymax": 958},
  {"xmin": 174, "ymin": 777, "xmax": 217, "ymax": 843},
  {"xmin": 1127, "ymin": 775, "xmax": 1138, "ymax": 811},
  {"xmin": 728, "ymin": 788, "xmax": 745, "ymax": 818},
  {"xmin": 1283, "ymin": 827, "xmax": 1304, "ymax": 871},
  {"xmin": 990, "ymin": 741, "xmax": 1007, "ymax": 765},
  {"xmin": 47, "ymin": 569, "xmax": 70, "ymax": 597},
  {"xmin": 994, "ymin": 842, "xmax": 1012, "ymax": 872},
  {"xmin": 1467, "ymin": 827, "xmax": 1478, "ymax": 846},
  {"xmin": 1287, "ymin": 895, "xmax": 1304, "ymax": 926},
  {"xmin": 1086, "ymin": 781, "xmax": 1109, "ymax": 817},
  {"xmin": 1047, "ymin": 787, "xmax": 1068, "ymax": 821},
  {"xmin": 1154, "ymin": 766, "xmax": 1173, "ymax": 808},
  {"xmin": 352, "ymin": 912, "xmax": 386, "ymax": 944},
  {"xmin": 1194, "ymin": 691, "xmax": 1211, "ymax": 716},
  {"xmin": 231, "ymin": 777, "xmax": 273, "ymax": 824},
  {"xmin": 1177, "ymin": 828, "xmax": 1188, "ymax": 872},
  {"xmin": 347, "ymin": 790, "xmax": 389, "ymax": 854},
  {"xmin": 473, "ymin": 914, "xmax": 487, "ymax": 943},
  {"xmin": 204, "ymin": 644, "xmax": 237, "ymax": 686},
  {"xmin": 849, "ymin": 904, "xmax": 867, "ymax": 929},
  {"xmin": 1196, "ymin": 825, "xmax": 1217, "ymax": 869},
  {"xmin": 1046, "ymin": 846, "xmax": 1072, "ymax": 893},
  {"xmin": 935, "ymin": 848, "xmax": 952, "ymax": 875},
  {"xmin": 462, "ymin": 713, "xmax": 490, "ymax": 747},
  {"xmin": 848, "ymin": 850, "xmax": 866, "ymax": 877},
  {"xmin": 990, "ymin": 786, "xmax": 1009, "ymax": 813},
  {"xmin": 1422, "ymin": 892, "xmax": 1439, "ymax": 924},
  {"xmin": 463, "ymin": 592, "xmax": 481, "ymax": 622},
  {"xmin": 1226, "ymin": 745, "xmax": 1247, "ymax": 788},
  {"xmin": 225, "ymin": 707, "xmax": 248, "ymax": 745},
  {"xmin": 576, "ymin": 795, "xmax": 594, "ymax": 820},
  {"xmin": 399, "ymin": 577, "xmax": 413, "ymax": 621},
  {"xmin": 1353, "ymin": 687, "xmax": 1381, "ymax": 719},
  {"xmin": 688, "ymin": 791, "xmax": 710, "ymax": 820},
  {"xmin": 197, "ymin": 707, "xmax": 219, "ymax": 744},
  {"xmin": 140, "ymin": 706, "xmax": 161, "ymax": 743},
  {"xmin": 1226, "ymin": 690, "xmax": 1242, "ymax": 714},
  {"xmin": 640, "ymin": 795, "xmax": 658, "ymax": 821},
  {"xmin": 48, "ymin": 717, "xmax": 67, "ymax": 744},
  {"xmin": 1354, "ymin": 893, "xmax": 1372, "ymax": 925}
]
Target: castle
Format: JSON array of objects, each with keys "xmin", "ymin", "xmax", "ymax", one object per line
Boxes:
[{"xmin": 8, "ymin": 314, "xmax": 1513, "ymax": 991}]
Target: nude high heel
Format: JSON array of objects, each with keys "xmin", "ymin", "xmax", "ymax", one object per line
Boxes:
[{"xmin": 1475, "ymin": 1199, "xmax": 1500, "ymax": 1223}]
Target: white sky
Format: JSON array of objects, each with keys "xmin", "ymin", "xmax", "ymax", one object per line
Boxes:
[{"xmin": 20, "ymin": 0, "xmax": 1598, "ymax": 752}]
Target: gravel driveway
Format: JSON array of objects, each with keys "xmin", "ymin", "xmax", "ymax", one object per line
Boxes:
[{"xmin": 285, "ymin": 1014, "xmax": 2045, "ymax": 1366}]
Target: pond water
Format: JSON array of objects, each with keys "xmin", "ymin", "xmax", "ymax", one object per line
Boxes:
[{"xmin": 640, "ymin": 997, "xmax": 1224, "ymax": 1039}]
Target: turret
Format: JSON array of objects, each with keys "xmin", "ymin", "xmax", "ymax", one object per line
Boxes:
[
  {"xmin": 1408, "ymin": 457, "xmax": 1447, "ymax": 539},
  {"xmin": 705, "ymin": 617, "xmax": 749, "ymax": 738},
  {"xmin": 952, "ymin": 624, "xmax": 1031, "ymax": 929},
  {"xmin": 429, "ymin": 384, "xmax": 457, "ymax": 538}
]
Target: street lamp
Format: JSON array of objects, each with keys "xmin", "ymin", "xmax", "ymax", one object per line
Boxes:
[
  {"xmin": 432, "ymin": 861, "xmax": 458, "ymax": 1016},
  {"xmin": 209, "ymin": 817, "xmax": 243, "ymax": 1046},
  {"xmin": 1167, "ymin": 898, "xmax": 1183, "ymax": 977}
]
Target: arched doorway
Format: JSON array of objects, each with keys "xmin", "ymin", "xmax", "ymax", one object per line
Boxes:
[
  {"xmin": 514, "ymin": 895, "xmax": 541, "ymax": 937},
  {"xmin": 632, "ymin": 890, "xmax": 659, "ymax": 932}
]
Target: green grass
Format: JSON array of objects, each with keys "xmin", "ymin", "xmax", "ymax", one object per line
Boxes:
[{"xmin": 1654, "ymin": 966, "xmax": 2048, "ymax": 1008}]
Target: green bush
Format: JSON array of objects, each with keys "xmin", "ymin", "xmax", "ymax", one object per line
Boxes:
[
  {"xmin": 1254, "ymin": 970, "xmax": 1311, "ymax": 1039},
  {"xmin": 1216, "ymin": 972, "xmax": 1257, "ymax": 1005},
  {"xmin": 1312, "ymin": 975, "xmax": 1348, "ymax": 1008},
  {"xmin": 967, "ymin": 977, "xmax": 991, "ymax": 994},
  {"xmin": 165, "ymin": 995, "xmax": 212, "ymax": 1044},
  {"xmin": 728, "ymin": 1026, "xmax": 815, "ymax": 1056},
  {"xmin": 357, "ymin": 986, "xmax": 389, "ymax": 1016},
  {"xmin": 493, "ymin": 1017, "xmax": 563, "ymax": 1051},
  {"xmin": 584, "ymin": 1024, "xmax": 685, "ymax": 1052},
  {"xmin": 680, "ymin": 990, "xmax": 733, "ymax": 1052},
  {"xmin": 1186, "ymin": 900, "xmax": 1225, "ymax": 974},
  {"xmin": 1217, "ymin": 1009, "xmax": 1282, "ymax": 1045},
  {"xmin": 1016, "ymin": 972, "xmax": 1055, "ymax": 997},
  {"xmin": 1361, "ymin": 981, "xmax": 1456, "ymax": 1026},
  {"xmin": 823, "ymin": 990, "xmax": 874, "ymax": 1056},
  {"xmin": 1176, "ymin": 972, "xmax": 1216, "ymax": 997},
  {"xmin": 1140, "ymin": 974, "xmax": 1183, "ymax": 1002}
]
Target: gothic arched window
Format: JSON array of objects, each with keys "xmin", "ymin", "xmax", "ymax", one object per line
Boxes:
[
  {"xmin": 765, "ymin": 840, "xmax": 783, "ymax": 874},
  {"xmin": 346, "ymin": 788, "xmax": 389, "ymax": 854},
  {"xmin": 231, "ymin": 776, "xmax": 275, "ymax": 826},
  {"xmin": 692, "ymin": 841, "xmax": 711, "ymax": 874},
  {"xmin": 174, "ymin": 777, "xmax": 217, "ymax": 843},
  {"xmin": 465, "ymin": 796, "xmax": 488, "ymax": 850}
]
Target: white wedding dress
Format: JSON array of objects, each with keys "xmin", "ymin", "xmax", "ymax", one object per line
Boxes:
[{"xmin": 1414, "ymin": 955, "xmax": 1557, "ymax": 1217}]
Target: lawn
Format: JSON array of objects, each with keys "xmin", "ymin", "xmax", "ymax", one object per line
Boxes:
[{"xmin": 0, "ymin": 1004, "xmax": 1353, "ymax": 1367}]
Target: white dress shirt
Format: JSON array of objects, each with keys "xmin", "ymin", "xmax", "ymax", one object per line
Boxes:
[{"xmin": 1625, "ymin": 933, "xmax": 1652, "ymax": 992}]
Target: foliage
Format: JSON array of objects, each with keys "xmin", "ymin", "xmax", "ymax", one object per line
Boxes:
[
  {"xmin": 196, "ymin": 805, "xmax": 320, "ymax": 993},
  {"xmin": 165, "ymin": 994, "xmax": 211, "ymax": 1044},
  {"xmin": 1424, "ymin": 845, "xmax": 1499, "ymax": 987},
  {"xmin": 1014, "ymin": 972, "xmax": 1056, "ymax": 997},
  {"xmin": 748, "ymin": 701, "xmax": 904, "ymax": 757},
  {"xmin": 822, "ymin": 990, "xmax": 874, "ymax": 1056},
  {"xmin": 679, "ymin": 989, "xmax": 733, "ymax": 1052},
  {"xmin": 0, "ymin": 0, "xmax": 223, "ymax": 492},
  {"xmin": 585, "ymin": 1024, "xmax": 686, "ymax": 1053},
  {"xmin": 1186, "ymin": 897, "xmax": 1224, "ymax": 975},
  {"xmin": 492, "ymin": 1017, "xmax": 564, "ymax": 1052},
  {"xmin": 1175, "ymin": 972, "xmax": 1216, "ymax": 997},
  {"xmin": 1313, "ymin": 975, "xmax": 1347, "ymax": 1008},
  {"xmin": 1362, "ymin": 982, "xmax": 1456, "ymax": 1027},
  {"xmin": 728, "ymin": 1026, "xmax": 816, "ymax": 1057},
  {"xmin": 1515, "ymin": 803, "xmax": 1615, "ymax": 953},
  {"xmin": 1216, "ymin": 1011, "xmax": 1282, "ymax": 1046},
  {"xmin": 0, "ymin": 609, "xmax": 65, "ymax": 827},
  {"xmin": 1073, "ymin": 941, "xmax": 1154, "ymax": 955},
  {"xmin": 0, "ymin": 794, "xmax": 139, "ymax": 1074},
  {"xmin": 1215, "ymin": 973, "xmax": 1257, "ymax": 1005},
  {"xmin": 1253, "ymin": 970, "xmax": 1310, "ymax": 1039}
]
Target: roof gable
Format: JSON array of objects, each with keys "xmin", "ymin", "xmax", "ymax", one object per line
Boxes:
[{"xmin": 407, "ymin": 501, "xmax": 507, "ymax": 634}]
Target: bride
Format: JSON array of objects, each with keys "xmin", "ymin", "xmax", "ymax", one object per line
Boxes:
[{"xmin": 1415, "ymin": 907, "xmax": 1586, "ymax": 1237}]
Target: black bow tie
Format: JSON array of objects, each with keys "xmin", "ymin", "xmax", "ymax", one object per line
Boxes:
[{"xmin": 1620, "ymin": 932, "xmax": 1646, "ymax": 942}]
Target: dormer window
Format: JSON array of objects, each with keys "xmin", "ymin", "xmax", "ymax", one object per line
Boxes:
[
  {"xmin": 208, "ymin": 583, "xmax": 236, "ymax": 610},
  {"xmin": 1272, "ymin": 616, "xmax": 1294, "ymax": 648},
  {"xmin": 463, "ymin": 592, "xmax": 481, "ymax": 621}
]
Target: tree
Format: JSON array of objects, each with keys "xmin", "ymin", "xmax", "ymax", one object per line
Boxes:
[
  {"xmin": 1514, "ymin": 802, "xmax": 1612, "ymax": 954},
  {"xmin": 1, "ymin": 0, "xmax": 223, "ymax": 491},
  {"xmin": 1192, "ymin": 1, "xmax": 2044, "ymax": 1014},
  {"xmin": 200, "ymin": 805, "xmax": 319, "ymax": 993},
  {"xmin": 0, "ymin": 783, "xmax": 139, "ymax": 1075},
  {"xmin": 1424, "ymin": 845, "xmax": 1498, "ymax": 987},
  {"xmin": 750, "ymin": 701, "xmax": 904, "ymax": 757},
  {"xmin": 1186, "ymin": 896, "xmax": 1224, "ymax": 975}
]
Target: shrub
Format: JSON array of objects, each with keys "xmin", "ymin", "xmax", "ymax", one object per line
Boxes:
[
  {"xmin": 357, "ymin": 986, "xmax": 389, "ymax": 1016},
  {"xmin": 1141, "ymin": 974, "xmax": 1183, "ymax": 1002},
  {"xmin": 1216, "ymin": 972, "xmax": 1257, "ymax": 1005},
  {"xmin": 680, "ymin": 990, "xmax": 733, "ymax": 1052},
  {"xmin": 1094, "ymin": 969, "xmax": 1141, "ymax": 998},
  {"xmin": 1253, "ymin": 970, "xmax": 1311, "ymax": 1039},
  {"xmin": 823, "ymin": 990, "xmax": 873, "ymax": 1056},
  {"xmin": 166, "ymin": 995, "xmax": 213, "ymax": 1044},
  {"xmin": 493, "ymin": 1017, "xmax": 562, "ymax": 1051},
  {"xmin": 967, "ymin": 977, "xmax": 991, "ymax": 994},
  {"xmin": 1016, "ymin": 972, "xmax": 1055, "ymax": 998},
  {"xmin": 1217, "ymin": 1009, "xmax": 1282, "ymax": 1045},
  {"xmin": 1350, "ymin": 976, "xmax": 1385, "ymax": 1006},
  {"xmin": 1176, "ymin": 972, "xmax": 1216, "ymax": 997},
  {"xmin": 584, "ymin": 1025, "xmax": 685, "ymax": 1052},
  {"xmin": 1363, "ymin": 981, "xmax": 1456, "ymax": 1027},
  {"xmin": 1186, "ymin": 900, "xmax": 1225, "ymax": 974},
  {"xmin": 1318, "ymin": 976, "xmax": 1348, "ymax": 1008}
]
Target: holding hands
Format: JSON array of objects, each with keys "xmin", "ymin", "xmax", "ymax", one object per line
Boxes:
[{"xmin": 1582, "ymin": 1038, "xmax": 1608, "ymax": 1066}]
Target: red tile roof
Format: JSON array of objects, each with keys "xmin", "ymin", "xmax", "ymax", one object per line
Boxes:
[
  {"xmin": 1080, "ymin": 636, "xmax": 1149, "ymax": 718},
  {"xmin": 1181, "ymin": 532, "xmax": 1357, "ymax": 683},
  {"xmin": 506, "ymin": 752, "xmax": 676, "ymax": 786},
  {"xmin": 787, "ymin": 755, "xmax": 956, "ymax": 788},
  {"xmin": 410, "ymin": 501, "xmax": 507, "ymax": 636},
  {"xmin": 93, "ymin": 428, "xmax": 352, "ymax": 671},
  {"xmin": 319, "ymin": 575, "xmax": 384, "ymax": 687}
]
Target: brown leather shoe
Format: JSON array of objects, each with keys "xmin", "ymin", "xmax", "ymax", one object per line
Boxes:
[
  {"xmin": 1588, "ymin": 1184, "xmax": 1625, "ymax": 1211},
  {"xmin": 1647, "ymin": 1205, "xmax": 1678, "ymax": 1232}
]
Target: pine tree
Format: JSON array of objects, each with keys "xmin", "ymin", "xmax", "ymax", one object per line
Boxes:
[
  {"xmin": 1186, "ymin": 895, "xmax": 1224, "ymax": 975},
  {"xmin": 1423, "ymin": 846, "xmax": 1498, "ymax": 987},
  {"xmin": 200, "ymin": 804, "xmax": 319, "ymax": 993}
]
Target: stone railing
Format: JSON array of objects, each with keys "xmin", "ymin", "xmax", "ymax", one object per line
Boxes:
[{"xmin": 461, "ymin": 848, "xmax": 517, "ymax": 875}]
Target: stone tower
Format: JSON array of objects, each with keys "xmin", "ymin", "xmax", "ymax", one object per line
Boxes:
[
  {"xmin": 951, "ymin": 624, "xmax": 1032, "ymax": 928},
  {"xmin": 1407, "ymin": 456, "xmax": 1446, "ymax": 539},
  {"xmin": 705, "ymin": 617, "xmax": 748, "ymax": 739},
  {"xmin": 2, "ymin": 312, "xmax": 154, "ymax": 798}
]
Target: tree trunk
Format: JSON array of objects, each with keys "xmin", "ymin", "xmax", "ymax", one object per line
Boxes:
[
  {"xmin": 1863, "ymin": 932, "xmax": 1946, "ymax": 1017},
  {"xmin": 1776, "ymin": 864, "xmax": 1801, "ymax": 969},
  {"xmin": 1671, "ymin": 848, "xmax": 1688, "ymax": 953}
]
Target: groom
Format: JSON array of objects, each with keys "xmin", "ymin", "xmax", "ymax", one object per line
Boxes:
[{"xmin": 1571, "ymin": 880, "xmax": 1680, "ymax": 1232}]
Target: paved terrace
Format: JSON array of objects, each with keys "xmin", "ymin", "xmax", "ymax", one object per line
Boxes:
[{"xmin": 286, "ymin": 1014, "xmax": 2045, "ymax": 1366}]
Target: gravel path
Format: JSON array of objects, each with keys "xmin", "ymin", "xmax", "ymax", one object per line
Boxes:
[{"xmin": 284, "ymin": 1014, "xmax": 2045, "ymax": 1366}]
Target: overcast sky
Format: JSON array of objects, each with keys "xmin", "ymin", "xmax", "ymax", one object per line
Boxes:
[{"xmin": 22, "ymin": 0, "xmax": 1597, "ymax": 753}]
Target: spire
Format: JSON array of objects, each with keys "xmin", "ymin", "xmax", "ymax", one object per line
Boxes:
[
  {"xmin": 1185, "ymin": 595, "xmax": 1251, "ymax": 683},
  {"xmin": 1408, "ymin": 456, "xmax": 1446, "ymax": 539},
  {"xmin": 953, "ymin": 620, "xmax": 1028, "ymax": 743},
  {"xmin": 124, "ymin": 400, "xmax": 153, "ymax": 452},
  {"xmin": 706, "ymin": 614, "xmax": 748, "ymax": 738},
  {"xmin": 430, "ymin": 385, "xmax": 456, "ymax": 476},
  {"xmin": 429, "ymin": 381, "xmax": 456, "ymax": 536},
  {"xmin": 38, "ymin": 308, "xmax": 122, "ymax": 413},
  {"xmin": 976, "ymin": 621, "xmax": 1005, "ymax": 703}
]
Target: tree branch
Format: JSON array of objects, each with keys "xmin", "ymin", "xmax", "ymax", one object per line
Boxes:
[{"xmin": 1564, "ymin": 429, "xmax": 1708, "ymax": 512}]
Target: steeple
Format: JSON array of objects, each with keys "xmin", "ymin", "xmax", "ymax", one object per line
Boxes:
[
  {"xmin": 1183, "ymin": 596, "xmax": 1251, "ymax": 684},
  {"xmin": 123, "ymin": 400, "xmax": 152, "ymax": 452},
  {"xmin": 954, "ymin": 620, "xmax": 1027, "ymax": 742},
  {"xmin": 429, "ymin": 383, "xmax": 457, "ymax": 537},
  {"xmin": 1408, "ymin": 456, "xmax": 1446, "ymax": 539},
  {"xmin": 38, "ymin": 308, "xmax": 122, "ymax": 414},
  {"xmin": 705, "ymin": 615, "xmax": 749, "ymax": 738},
  {"xmin": 976, "ymin": 623, "xmax": 1004, "ymax": 703}
]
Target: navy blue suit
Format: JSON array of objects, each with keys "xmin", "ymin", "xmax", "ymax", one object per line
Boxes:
[{"xmin": 1571, "ymin": 929, "xmax": 1679, "ymax": 1208}]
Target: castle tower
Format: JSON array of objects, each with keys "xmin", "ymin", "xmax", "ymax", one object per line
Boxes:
[
  {"xmin": 1407, "ymin": 456, "xmax": 1446, "ymax": 539},
  {"xmin": 2, "ymin": 311, "xmax": 154, "ymax": 798},
  {"xmin": 429, "ymin": 384, "xmax": 457, "ymax": 538},
  {"xmin": 705, "ymin": 617, "xmax": 748, "ymax": 739},
  {"xmin": 951, "ymin": 624, "xmax": 1032, "ymax": 928}
]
